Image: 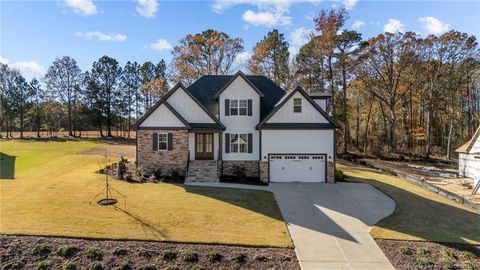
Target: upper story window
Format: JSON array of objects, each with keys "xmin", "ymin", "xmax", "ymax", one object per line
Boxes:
[
  {"xmin": 158, "ymin": 133, "xmax": 168, "ymax": 150},
  {"xmin": 230, "ymin": 99, "xmax": 248, "ymax": 116},
  {"xmin": 293, "ymin": 98, "xmax": 302, "ymax": 113}
]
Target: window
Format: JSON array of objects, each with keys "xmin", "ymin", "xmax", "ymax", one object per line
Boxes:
[
  {"xmin": 158, "ymin": 133, "xmax": 168, "ymax": 150},
  {"xmin": 230, "ymin": 133, "xmax": 248, "ymax": 153},
  {"xmin": 293, "ymin": 98, "xmax": 302, "ymax": 113},
  {"xmin": 230, "ymin": 99, "xmax": 248, "ymax": 116}
]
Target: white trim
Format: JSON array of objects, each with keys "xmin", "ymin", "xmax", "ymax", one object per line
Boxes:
[{"xmin": 158, "ymin": 133, "xmax": 168, "ymax": 151}]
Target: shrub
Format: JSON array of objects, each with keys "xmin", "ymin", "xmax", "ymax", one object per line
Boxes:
[
  {"xmin": 232, "ymin": 165, "xmax": 246, "ymax": 178},
  {"xmin": 399, "ymin": 246, "xmax": 414, "ymax": 255},
  {"xmin": 191, "ymin": 265, "xmax": 204, "ymax": 270},
  {"xmin": 32, "ymin": 244, "xmax": 51, "ymax": 256},
  {"xmin": 441, "ymin": 258, "xmax": 456, "ymax": 270},
  {"xmin": 464, "ymin": 261, "xmax": 478, "ymax": 270},
  {"xmin": 57, "ymin": 245, "xmax": 78, "ymax": 258},
  {"xmin": 232, "ymin": 252, "xmax": 246, "ymax": 264},
  {"xmin": 169, "ymin": 168, "xmax": 181, "ymax": 178},
  {"xmin": 418, "ymin": 257, "xmax": 433, "ymax": 267},
  {"xmin": 113, "ymin": 248, "xmax": 128, "ymax": 256},
  {"xmin": 2, "ymin": 261, "xmax": 25, "ymax": 270},
  {"xmin": 36, "ymin": 261, "xmax": 49, "ymax": 270},
  {"xmin": 184, "ymin": 251, "xmax": 199, "ymax": 262},
  {"xmin": 255, "ymin": 255, "xmax": 269, "ymax": 262},
  {"xmin": 335, "ymin": 170, "xmax": 345, "ymax": 182},
  {"xmin": 135, "ymin": 166, "xmax": 143, "ymax": 177},
  {"xmin": 86, "ymin": 247, "xmax": 103, "ymax": 261},
  {"xmin": 92, "ymin": 263, "xmax": 103, "ymax": 270},
  {"xmin": 462, "ymin": 250, "xmax": 477, "ymax": 260},
  {"xmin": 63, "ymin": 263, "xmax": 76, "ymax": 270},
  {"xmin": 419, "ymin": 248, "xmax": 431, "ymax": 257},
  {"xmin": 154, "ymin": 168, "xmax": 162, "ymax": 180},
  {"xmin": 442, "ymin": 249, "xmax": 458, "ymax": 259},
  {"xmin": 138, "ymin": 265, "xmax": 156, "ymax": 270},
  {"xmin": 117, "ymin": 263, "xmax": 132, "ymax": 270},
  {"xmin": 206, "ymin": 251, "xmax": 222, "ymax": 262},
  {"xmin": 162, "ymin": 250, "xmax": 177, "ymax": 261},
  {"xmin": 117, "ymin": 156, "xmax": 128, "ymax": 179}
]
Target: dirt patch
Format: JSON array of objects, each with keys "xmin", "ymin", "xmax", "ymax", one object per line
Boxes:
[
  {"xmin": 1, "ymin": 235, "xmax": 299, "ymax": 270},
  {"xmin": 77, "ymin": 144, "xmax": 136, "ymax": 160},
  {"xmin": 376, "ymin": 239, "xmax": 480, "ymax": 270}
]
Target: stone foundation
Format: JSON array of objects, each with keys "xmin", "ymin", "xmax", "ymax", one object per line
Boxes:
[
  {"xmin": 137, "ymin": 129, "xmax": 188, "ymax": 175},
  {"xmin": 327, "ymin": 161, "xmax": 335, "ymax": 183},
  {"xmin": 260, "ymin": 161, "xmax": 269, "ymax": 183},
  {"xmin": 222, "ymin": 160, "xmax": 260, "ymax": 178}
]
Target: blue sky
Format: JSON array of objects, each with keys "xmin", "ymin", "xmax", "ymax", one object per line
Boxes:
[{"xmin": 1, "ymin": 0, "xmax": 479, "ymax": 80}]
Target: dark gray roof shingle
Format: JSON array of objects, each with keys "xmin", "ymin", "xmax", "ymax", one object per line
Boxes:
[{"xmin": 186, "ymin": 75, "xmax": 285, "ymax": 120}]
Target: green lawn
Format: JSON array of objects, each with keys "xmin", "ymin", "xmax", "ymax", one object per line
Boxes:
[
  {"xmin": 0, "ymin": 140, "xmax": 291, "ymax": 247},
  {"xmin": 338, "ymin": 163, "xmax": 480, "ymax": 245}
]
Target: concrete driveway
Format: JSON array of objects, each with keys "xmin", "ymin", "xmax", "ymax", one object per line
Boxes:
[{"xmin": 270, "ymin": 182, "xmax": 396, "ymax": 270}]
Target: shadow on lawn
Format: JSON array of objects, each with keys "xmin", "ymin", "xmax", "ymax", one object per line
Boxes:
[
  {"xmin": 115, "ymin": 206, "xmax": 167, "ymax": 240},
  {"xmin": 346, "ymin": 168, "xmax": 480, "ymax": 245},
  {"xmin": 183, "ymin": 185, "xmax": 284, "ymax": 222}
]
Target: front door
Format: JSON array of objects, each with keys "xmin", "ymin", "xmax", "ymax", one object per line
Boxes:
[{"xmin": 195, "ymin": 133, "xmax": 214, "ymax": 160}]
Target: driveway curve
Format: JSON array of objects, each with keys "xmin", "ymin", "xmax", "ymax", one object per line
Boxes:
[{"xmin": 270, "ymin": 182, "xmax": 395, "ymax": 270}]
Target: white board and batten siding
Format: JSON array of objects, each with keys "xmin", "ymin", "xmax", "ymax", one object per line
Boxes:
[
  {"xmin": 219, "ymin": 76, "xmax": 261, "ymax": 161},
  {"xmin": 459, "ymin": 153, "xmax": 480, "ymax": 179},
  {"xmin": 167, "ymin": 87, "xmax": 215, "ymax": 123},
  {"xmin": 267, "ymin": 92, "xmax": 329, "ymax": 123},
  {"xmin": 313, "ymin": 99, "xmax": 327, "ymax": 112},
  {"xmin": 139, "ymin": 104, "xmax": 186, "ymax": 127}
]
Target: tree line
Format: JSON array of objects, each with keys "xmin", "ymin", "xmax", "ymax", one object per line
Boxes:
[{"xmin": 1, "ymin": 8, "xmax": 479, "ymax": 159}]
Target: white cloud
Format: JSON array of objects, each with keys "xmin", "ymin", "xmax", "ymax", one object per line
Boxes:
[
  {"xmin": 419, "ymin": 16, "xmax": 450, "ymax": 35},
  {"xmin": 150, "ymin": 39, "xmax": 172, "ymax": 52},
  {"xmin": 290, "ymin": 27, "xmax": 313, "ymax": 47},
  {"xmin": 235, "ymin": 51, "xmax": 252, "ymax": 64},
  {"xmin": 384, "ymin": 19, "xmax": 404, "ymax": 33},
  {"xmin": 136, "ymin": 0, "xmax": 158, "ymax": 18},
  {"xmin": 64, "ymin": 0, "xmax": 97, "ymax": 15},
  {"xmin": 242, "ymin": 10, "xmax": 291, "ymax": 26},
  {"xmin": 352, "ymin": 20, "xmax": 365, "ymax": 30},
  {"xmin": 343, "ymin": 0, "xmax": 358, "ymax": 10},
  {"xmin": 212, "ymin": 0, "xmax": 322, "ymax": 13},
  {"xmin": 76, "ymin": 31, "xmax": 127, "ymax": 42},
  {"xmin": 11, "ymin": 61, "xmax": 45, "ymax": 76},
  {"xmin": 0, "ymin": 56, "xmax": 9, "ymax": 64}
]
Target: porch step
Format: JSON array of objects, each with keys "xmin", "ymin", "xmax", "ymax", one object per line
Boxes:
[{"xmin": 185, "ymin": 160, "xmax": 220, "ymax": 182}]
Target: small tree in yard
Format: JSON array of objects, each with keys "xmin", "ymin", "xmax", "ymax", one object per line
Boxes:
[{"xmin": 117, "ymin": 156, "xmax": 128, "ymax": 179}]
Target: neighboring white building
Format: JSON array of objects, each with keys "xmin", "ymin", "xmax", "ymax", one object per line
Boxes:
[
  {"xmin": 134, "ymin": 71, "xmax": 337, "ymax": 183},
  {"xmin": 456, "ymin": 126, "xmax": 480, "ymax": 183}
]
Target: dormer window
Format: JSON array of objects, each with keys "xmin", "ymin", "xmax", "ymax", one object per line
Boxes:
[
  {"xmin": 228, "ymin": 99, "xmax": 249, "ymax": 116},
  {"xmin": 293, "ymin": 98, "xmax": 302, "ymax": 113}
]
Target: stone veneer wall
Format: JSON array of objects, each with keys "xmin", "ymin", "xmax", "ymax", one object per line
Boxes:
[
  {"xmin": 222, "ymin": 160, "xmax": 260, "ymax": 178},
  {"xmin": 327, "ymin": 161, "xmax": 335, "ymax": 183},
  {"xmin": 137, "ymin": 129, "xmax": 188, "ymax": 175},
  {"xmin": 259, "ymin": 161, "xmax": 269, "ymax": 183}
]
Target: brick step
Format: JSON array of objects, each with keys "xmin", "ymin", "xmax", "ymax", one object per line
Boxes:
[{"xmin": 186, "ymin": 160, "xmax": 219, "ymax": 182}]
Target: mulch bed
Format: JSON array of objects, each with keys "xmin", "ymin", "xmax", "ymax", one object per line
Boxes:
[
  {"xmin": 1, "ymin": 235, "xmax": 299, "ymax": 270},
  {"xmin": 376, "ymin": 239, "xmax": 480, "ymax": 270}
]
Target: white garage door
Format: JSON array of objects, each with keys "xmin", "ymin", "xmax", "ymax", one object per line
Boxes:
[{"xmin": 269, "ymin": 154, "xmax": 326, "ymax": 182}]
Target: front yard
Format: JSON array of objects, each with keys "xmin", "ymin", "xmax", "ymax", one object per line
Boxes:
[{"xmin": 0, "ymin": 140, "xmax": 291, "ymax": 248}]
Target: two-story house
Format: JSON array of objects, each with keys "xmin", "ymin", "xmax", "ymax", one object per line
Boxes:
[{"xmin": 134, "ymin": 71, "xmax": 337, "ymax": 183}]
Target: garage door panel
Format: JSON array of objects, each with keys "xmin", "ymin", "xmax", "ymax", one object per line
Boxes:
[{"xmin": 270, "ymin": 154, "xmax": 326, "ymax": 182}]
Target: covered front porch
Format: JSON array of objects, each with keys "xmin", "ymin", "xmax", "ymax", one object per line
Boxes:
[{"xmin": 187, "ymin": 124, "xmax": 223, "ymax": 161}]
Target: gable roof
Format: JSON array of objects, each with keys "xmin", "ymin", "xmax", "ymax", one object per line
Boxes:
[
  {"xmin": 456, "ymin": 125, "xmax": 480, "ymax": 154},
  {"xmin": 163, "ymin": 82, "xmax": 225, "ymax": 129},
  {"xmin": 257, "ymin": 86, "xmax": 338, "ymax": 129},
  {"xmin": 213, "ymin": 71, "xmax": 264, "ymax": 99},
  {"xmin": 187, "ymin": 74, "xmax": 284, "ymax": 120},
  {"xmin": 133, "ymin": 99, "xmax": 191, "ymax": 129}
]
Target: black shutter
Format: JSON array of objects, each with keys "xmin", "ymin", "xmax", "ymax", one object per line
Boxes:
[
  {"xmin": 248, "ymin": 133, "xmax": 253, "ymax": 153},
  {"xmin": 247, "ymin": 99, "xmax": 252, "ymax": 116},
  {"xmin": 168, "ymin": 133, "xmax": 173, "ymax": 150},
  {"xmin": 225, "ymin": 99, "xmax": 230, "ymax": 116},
  {"xmin": 225, "ymin": 133, "xmax": 230, "ymax": 153},
  {"xmin": 153, "ymin": 133, "xmax": 158, "ymax": 151}
]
